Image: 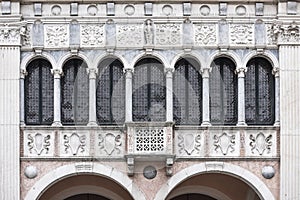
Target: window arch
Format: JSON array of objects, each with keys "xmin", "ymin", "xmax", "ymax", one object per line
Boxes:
[
  {"xmin": 245, "ymin": 57, "xmax": 275, "ymax": 125},
  {"xmin": 25, "ymin": 59, "xmax": 54, "ymax": 125},
  {"xmin": 210, "ymin": 57, "xmax": 238, "ymax": 125},
  {"xmin": 61, "ymin": 58, "xmax": 89, "ymax": 125},
  {"xmin": 96, "ymin": 59, "xmax": 125, "ymax": 125},
  {"xmin": 173, "ymin": 58, "xmax": 202, "ymax": 125},
  {"xmin": 133, "ymin": 58, "xmax": 166, "ymax": 122}
]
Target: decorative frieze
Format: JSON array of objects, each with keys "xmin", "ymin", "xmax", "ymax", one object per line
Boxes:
[
  {"xmin": 44, "ymin": 25, "xmax": 69, "ymax": 48},
  {"xmin": 80, "ymin": 24, "xmax": 105, "ymax": 47},
  {"xmin": 213, "ymin": 132, "xmax": 236, "ymax": 155},
  {"xmin": 96, "ymin": 131, "xmax": 124, "ymax": 157},
  {"xmin": 60, "ymin": 131, "xmax": 89, "ymax": 156},
  {"xmin": 0, "ymin": 23, "xmax": 23, "ymax": 46},
  {"xmin": 155, "ymin": 24, "xmax": 181, "ymax": 46},
  {"xmin": 194, "ymin": 24, "xmax": 217, "ymax": 46},
  {"xmin": 116, "ymin": 24, "xmax": 143, "ymax": 47},
  {"xmin": 230, "ymin": 24, "xmax": 254, "ymax": 45},
  {"xmin": 24, "ymin": 131, "xmax": 54, "ymax": 157},
  {"xmin": 176, "ymin": 130, "xmax": 203, "ymax": 156}
]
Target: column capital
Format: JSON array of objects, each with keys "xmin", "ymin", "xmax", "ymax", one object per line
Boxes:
[
  {"xmin": 51, "ymin": 69, "xmax": 63, "ymax": 78},
  {"xmin": 236, "ymin": 67, "xmax": 247, "ymax": 77},
  {"xmin": 165, "ymin": 68, "xmax": 174, "ymax": 76},
  {"xmin": 201, "ymin": 68, "xmax": 210, "ymax": 78},
  {"xmin": 124, "ymin": 68, "xmax": 134, "ymax": 74},
  {"xmin": 87, "ymin": 68, "xmax": 98, "ymax": 79},
  {"xmin": 272, "ymin": 68, "xmax": 280, "ymax": 77},
  {"xmin": 20, "ymin": 69, "xmax": 27, "ymax": 79}
]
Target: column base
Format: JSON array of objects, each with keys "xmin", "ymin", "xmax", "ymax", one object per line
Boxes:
[
  {"xmin": 201, "ymin": 122, "xmax": 211, "ymax": 127},
  {"xmin": 87, "ymin": 121, "xmax": 98, "ymax": 127},
  {"xmin": 52, "ymin": 121, "xmax": 62, "ymax": 126},
  {"xmin": 237, "ymin": 122, "xmax": 247, "ymax": 126}
]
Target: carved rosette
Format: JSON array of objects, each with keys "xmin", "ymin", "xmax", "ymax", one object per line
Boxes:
[
  {"xmin": 97, "ymin": 132, "xmax": 123, "ymax": 156},
  {"xmin": 24, "ymin": 131, "xmax": 54, "ymax": 157},
  {"xmin": 116, "ymin": 24, "xmax": 143, "ymax": 47},
  {"xmin": 155, "ymin": 24, "xmax": 182, "ymax": 46},
  {"xmin": 213, "ymin": 132, "xmax": 238, "ymax": 156},
  {"xmin": 44, "ymin": 25, "xmax": 69, "ymax": 48},
  {"xmin": 61, "ymin": 132, "xmax": 89, "ymax": 156},
  {"xmin": 80, "ymin": 24, "xmax": 105, "ymax": 47},
  {"xmin": 230, "ymin": 24, "xmax": 254, "ymax": 45},
  {"xmin": 177, "ymin": 133, "xmax": 202, "ymax": 156},
  {"xmin": 194, "ymin": 24, "xmax": 217, "ymax": 46}
]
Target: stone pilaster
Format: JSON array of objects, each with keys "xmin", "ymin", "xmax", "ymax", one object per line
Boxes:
[
  {"xmin": 87, "ymin": 68, "xmax": 98, "ymax": 126},
  {"xmin": 51, "ymin": 69, "xmax": 62, "ymax": 126},
  {"xmin": 165, "ymin": 68, "xmax": 173, "ymax": 123},
  {"xmin": 273, "ymin": 68, "xmax": 280, "ymax": 126},
  {"xmin": 20, "ymin": 69, "xmax": 27, "ymax": 126},
  {"xmin": 201, "ymin": 68, "xmax": 211, "ymax": 126},
  {"xmin": 236, "ymin": 67, "xmax": 247, "ymax": 126},
  {"xmin": 125, "ymin": 68, "xmax": 133, "ymax": 122}
]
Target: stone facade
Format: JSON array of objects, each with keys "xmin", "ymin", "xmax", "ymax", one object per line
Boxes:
[{"xmin": 1, "ymin": 0, "xmax": 300, "ymax": 199}]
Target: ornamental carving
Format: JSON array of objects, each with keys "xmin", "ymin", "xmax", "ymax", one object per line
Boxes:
[
  {"xmin": 213, "ymin": 132, "xmax": 235, "ymax": 155},
  {"xmin": 64, "ymin": 132, "xmax": 86, "ymax": 155},
  {"xmin": 98, "ymin": 133, "xmax": 122, "ymax": 155},
  {"xmin": 27, "ymin": 133, "xmax": 50, "ymax": 155},
  {"xmin": 20, "ymin": 25, "xmax": 31, "ymax": 46},
  {"xmin": 45, "ymin": 25, "xmax": 69, "ymax": 47},
  {"xmin": 194, "ymin": 24, "xmax": 217, "ymax": 45},
  {"xmin": 80, "ymin": 24, "xmax": 104, "ymax": 47},
  {"xmin": 117, "ymin": 24, "xmax": 143, "ymax": 47},
  {"xmin": 230, "ymin": 24, "xmax": 253, "ymax": 44},
  {"xmin": 144, "ymin": 19, "xmax": 154, "ymax": 45},
  {"xmin": 0, "ymin": 24, "xmax": 21, "ymax": 45},
  {"xmin": 178, "ymin": 133, "xmax": 201, "ymax": 155},
  {"xmin": 266, "ymin": 24, "xmax": 277, "ymax": 45},
  {"xmin": 271, "ymin": 21, "xmax": 300, "ymax": 44},
  {"xmin": 155, "ymin": 24, "xmax": 181, "ymax": 45},
  {"xmin": 250, "ymin": 132, "xmax": 272, "ymax": 155}
]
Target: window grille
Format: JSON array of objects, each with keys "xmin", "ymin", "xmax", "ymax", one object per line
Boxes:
[
  {"xmin": 133, "ymin": 58, "xmax": 166, "ymax": 122},
  {"xmin": 210, "ymin": 58, "xmax": 238, "ymax": 125},
  {"xmin": 96, "ymin": 59, "xmax": 125, "ymax": 124},
  {"xmin": 25, "ymin": 59, "xmax": 54, "ymax": 125},
  {"xmin": 245, "ymin": 58, "xmax": 275, "ymax": 125},
  {"xmin": 61, "ymin": 59, "xmax": 89, "ymax": 125},
  {"xmin": 173, "ymin": 59, "xmax": 202, "ymax": 125}
]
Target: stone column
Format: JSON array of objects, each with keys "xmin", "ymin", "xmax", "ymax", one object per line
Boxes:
[
  {"xmin": 236, "ymin": 67, "xmax": 247, "ymax": 126},
  {"xmin": 273, "ymin": 68, "xmax": 280, "ymax": 126},
  {"xmin": 87, "ymin": 68, "xmax": 98, "ymax": 126},
  {"xmin": 201, "ymin": 68, "xmax": 211, "ymax": 126},
  {"xmin": 51, "ymin": 69, "xmax": 62, "ymax": 126},
  {"xmin": 125, "ymin": 68, "xmax": 133, "ymax": 122},
  {"xmin": 165, "ymin": 68, "xmax": 173, "ymax": 123},
  {"xmin": 20, "ymin": 69, "xmax": 27, "ymax": 126}
]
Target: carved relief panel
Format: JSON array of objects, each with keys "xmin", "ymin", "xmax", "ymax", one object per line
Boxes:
[
  {"xmin": 245, "ymin": 130, "xmax": 277, "ymax": 157},
  {"xmin": 194, "ymin": 24, "xmax": 217, "ymax": 46},
  {"xmin": 155, "ymin": 24, "xmax": 182, "ymax": 46},
  {"xmin": 59, "ymin": 131, "xmax": 90, "ymax": 156},
  {"xmin": 175, "ymin": 130, "xmax": 204, "ymax": 157},
  {"xmin": 209, "ymin": 130, "xmax": 240, "ymax": 157},
  {"xmin": 229, "ymin": 24, "xmax": 254, "ymax": 45},
  {"xmin": 116, "ymin": 24, "xmax": 143, "ymax": 47},
  {"xmin": 95, "ymin": 131, "xmax": 125, "ymax": 157},
  {"xmin": 23, "ymin": 130, "xmax": 54, "ymax": 157},
  {"xmin": 0, "ymin": 24, "xmax": 22, "ymax": 45},
  {"xmin": 80, "ymin": 24, "xmax": 105, "ymax": 47},
  {"xmin": 44, "ymin": 24, "xmax": 69, "ymax": 48}
]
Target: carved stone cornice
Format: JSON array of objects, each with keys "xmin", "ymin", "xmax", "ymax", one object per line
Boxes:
[{"xmin": 0, "ymin": 22, "xmax": 26, "ymax": 46}]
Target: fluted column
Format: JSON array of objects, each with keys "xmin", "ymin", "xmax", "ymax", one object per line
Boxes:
[
  {"xmin": 20, "ymin": 69, "xmax": 27, "ymax": 126},
  {"xmin": 125, "ymin": 68, "xmax": 133, "ymax": 122},
  {"xmin": 51, "ymin": 69, "xmax": 62, "ymax": 126},
  {"xmin": 87, "ymin": 68, "xmax": 98, "ymax": 126},
  {"xmin": 201, "ymin": 68, "xmax": 211, "ymax": 126},
  {"xmin": 273, "ymin": 68, "xmax": 280, "ymax": 126},
  {"xmin": 165, "ymin": 68, "xmax": 173, "ymax": 123},
  {"xmin": 236, "ymin": 67, "xmax": 247, "ymax": 126}
]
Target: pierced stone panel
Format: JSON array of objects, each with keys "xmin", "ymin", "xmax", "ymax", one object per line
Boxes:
[
  {"xmin": 245, "ymin": 130, "xmax": 277, "ymax": 157},
  {"xmin": 23, "ymin": 130, "xmax": 54, "ymax": 157},
  {"xmin": 155, "ymin": 24, "xmax": 182, "ymax": 46},
  {"xmin": 95, "ymin": 131, "xmax": 125, "ymax": 157},
  {"xmin": 60, "ymin": 131, "xmax": 90, "ymax": 156},
  {"xmin": 80, "ymin": 24, "xmax": 105, "ymax": 47},
  {"xmin": 175, "ymin": 130, "xmax": 204, "ymax": 157},
  {"xmin": 209, "ymin": 130, "xmax": 240, "ymax": 157},
  {"xmin": 229, "ymin": 24, "xmax": 254, "ymax": 45},
  {"xmin": 194, "ymin": 24, "xmax": 217, "ymax": 46},
  {"xmin": 44, "ymin": 24, "xmax": 69, "ymax": 48},
  {"xmin": 116, "ymin": 24, "xmax": 143, "ymax": 47}
]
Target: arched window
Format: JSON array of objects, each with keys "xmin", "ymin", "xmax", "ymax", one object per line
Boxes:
[
  {"xmin": 245, "ymin": 57, "xmax": 275, "ymax": 125},
  {"xmin": 133, "ymin": 58, "xmax": 166, "ymax": 122},
  {"xmin": 25, "ymin": 59, "xmax": 54, "ymax": 125},
  {"xmin": 173, "ymin": 58, "xmax": 202, "ymax": 125},
  {"xmin": 210, "ymin": 58, "xmax": 237, "ymax": 125},
  {"xmin": 96, "ymin": 59, "xmax": 125, "ymax": 124},
  {"xmin": 61, "ymin": 59, "xmax": 89, "ymax": 125}
]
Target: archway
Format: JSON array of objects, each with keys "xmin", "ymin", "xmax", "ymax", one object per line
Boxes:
[{"xmin": 65, "ymin": 193, "xmax": 109, "ymax": 200}]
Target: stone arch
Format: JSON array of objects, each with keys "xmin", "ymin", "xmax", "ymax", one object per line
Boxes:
[
  {"xmin": 208, "ymin": 51, "xmax": 242, "ymax": 70},
  {"xmin": 24, "ymin": 163, "xmax": 146, "ymax": 200},
  {"xmin": 131, "ymin": 51, "xmax": 170, "ymax": 69},
  {"xmin": 243, "ymin": 50, "xmax": 279, "ymax": 70},
  {"xmin": 154, "ymin": 162, "xmax": 275, "ymax": 200},
  {"xmin": 94, "ymin": 53, "xmax": 129, "ymax": 70},
  {"xmin": 58, "ymin": 52, "xmax": 92, "ymax": 70},
  {"xmin": 170, "ymin": 52, "xmax": 204, "ymax": 71},
  {"xmin": 21, "ymin": 52, "xmax": 57, "ymax": 71}
]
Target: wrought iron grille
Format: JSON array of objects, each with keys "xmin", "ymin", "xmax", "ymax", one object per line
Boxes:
[
  {"xmin": 133, "ymin": 58, "xmax": 166, "ymax": 122},
  {"xmin": 25, "ymin": 59, "xmax": 54, "ymax": 125},
  {"xmin": 135, "ymin": 128, "xmax": 165, "ymax": 152},
  {"xmin": 96, "ymin": 59, "xmax": 125, "ymax": 124},
  {"xmin": 245, "ymin": 58, "xmax": 275, "ymax": 125},
  {"xmin": 210, "ymin": 58, "xmax": 238, "ymax": 125},
  {"xmin": 173, "ymin": 59, "xmax": 202, "ymax": 125},
  {"xmin": 61, "ymin": 59, "xmax": 89, "ymax": 125}
]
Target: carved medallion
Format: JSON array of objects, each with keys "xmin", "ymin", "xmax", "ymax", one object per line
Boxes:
[
  {"xmin": 230, "ymin": 24, "xmax": 253, "ymax": 45},
  {"xmin": 64, "ymin": 132, "xmax": 86, "ymax": 155},
  {"xmin": 194, "ymin": 24, "xmax": 217, "ymax": 45},
  {"xmin": 214, "ymin": 132, "xmax": 235, "ymax": 155},
  {"xmin": 44, "ymin": 25, "xmax": 69, "ymax": 47},
  {"xmin": 98, "ymin": 133, "xmax": 122, "ymax": 155},
  {"xmin": 155, "ymin": 24, "xmax": 181, "ymax": 46},
  {"xmin": 27, "ymin": 133, "xmax": 50, "ymax": 155},
  {"xmin": 250, "ymin": 132, "xmax": 272, "ymax": 155},
  {"xmin": 80, "ymin": 24, "xmax": 105, "ymax": 47},
  {"xmin": 178, "ymin": 133, "xmax": 201, "ymax": 155}
]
